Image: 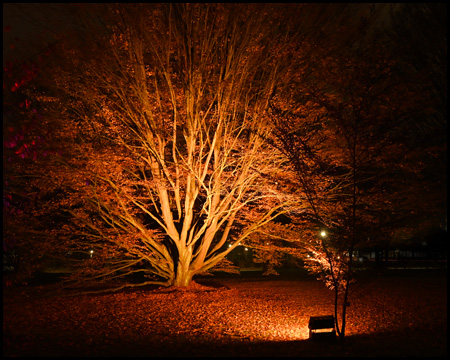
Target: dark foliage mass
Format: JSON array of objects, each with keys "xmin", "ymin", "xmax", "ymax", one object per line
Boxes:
[{"xmin": 3, "ymin": 273, "xmax": 447, "ymax": 357}]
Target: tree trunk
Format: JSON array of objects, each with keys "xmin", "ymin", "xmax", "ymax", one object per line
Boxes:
[
  {"xmin": 173, "ymin": 270, "xmax": 193, "ymax": 287},
  {"xmin": 172, "ymin": 251, "xmax": 193, "ymax": 287}
]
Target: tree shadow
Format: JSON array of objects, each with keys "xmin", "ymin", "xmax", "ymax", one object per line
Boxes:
[
  {"xmin": 118, "ymin": 327, "xmax": 447, "ymax": 357},
  {"xmin": 4, "ymin": 327, "xmax": 446, "ymax": 357}
]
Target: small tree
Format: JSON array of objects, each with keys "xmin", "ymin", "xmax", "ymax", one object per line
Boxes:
[{"xmin": 267, "ymin": 5, "xmax": 441, "ymax": 336}]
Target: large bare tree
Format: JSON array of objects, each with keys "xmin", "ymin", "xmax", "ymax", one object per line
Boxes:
[{"xmin": 26, "ymin": 3, "xmax": 302, "ymax": 289}]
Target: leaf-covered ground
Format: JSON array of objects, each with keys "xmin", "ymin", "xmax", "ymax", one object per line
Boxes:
[{"xmin": 3, "ymin": 271, "xmax": 447, "ymax": 357}]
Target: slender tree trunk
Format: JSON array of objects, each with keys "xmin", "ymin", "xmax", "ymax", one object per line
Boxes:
[{"xmin": 334, "ymin": 287, "xmax": 341, "ymax": 336}]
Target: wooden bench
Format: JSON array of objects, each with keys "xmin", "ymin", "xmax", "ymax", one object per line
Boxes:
[{"xmin": 308, "ymin": 315, "xmax": 336, "ymax": 339}]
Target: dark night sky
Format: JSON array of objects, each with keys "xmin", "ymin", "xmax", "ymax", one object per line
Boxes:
[
  {"xmin": 0, "ymin": 4, "xmax": 408, "ymax": 61},
  {"xmin": 3, "ymin": 4, "xmax": 77, "ymax": 68}
]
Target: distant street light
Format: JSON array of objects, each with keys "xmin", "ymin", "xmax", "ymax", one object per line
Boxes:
[{"xmin": 320, "ymin": 230, "xmax": 327, "ymax": 238}]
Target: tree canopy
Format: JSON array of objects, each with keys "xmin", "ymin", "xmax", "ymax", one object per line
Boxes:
[{"xmin": 4, "ymin": 3, "xmax": 307, "ymax": 289}]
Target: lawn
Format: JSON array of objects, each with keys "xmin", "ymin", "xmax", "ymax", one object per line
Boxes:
[{"xmin": 3, "ymin": 271, "xmax": 447, "ymax": 357}]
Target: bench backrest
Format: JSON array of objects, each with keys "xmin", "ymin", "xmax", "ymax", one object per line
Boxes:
[{"xmin": 308, "ymin": 315, "xmax": 335, "ymax": 330}]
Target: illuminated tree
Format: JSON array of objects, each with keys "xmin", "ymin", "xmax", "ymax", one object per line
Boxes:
[
  {"xmin": 266, "ymin": 4, "xmax": 445, "ymax": 337},
  {"xmin": 26, "ymin": 3, "xmax": 304, "ymax": 290}
]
